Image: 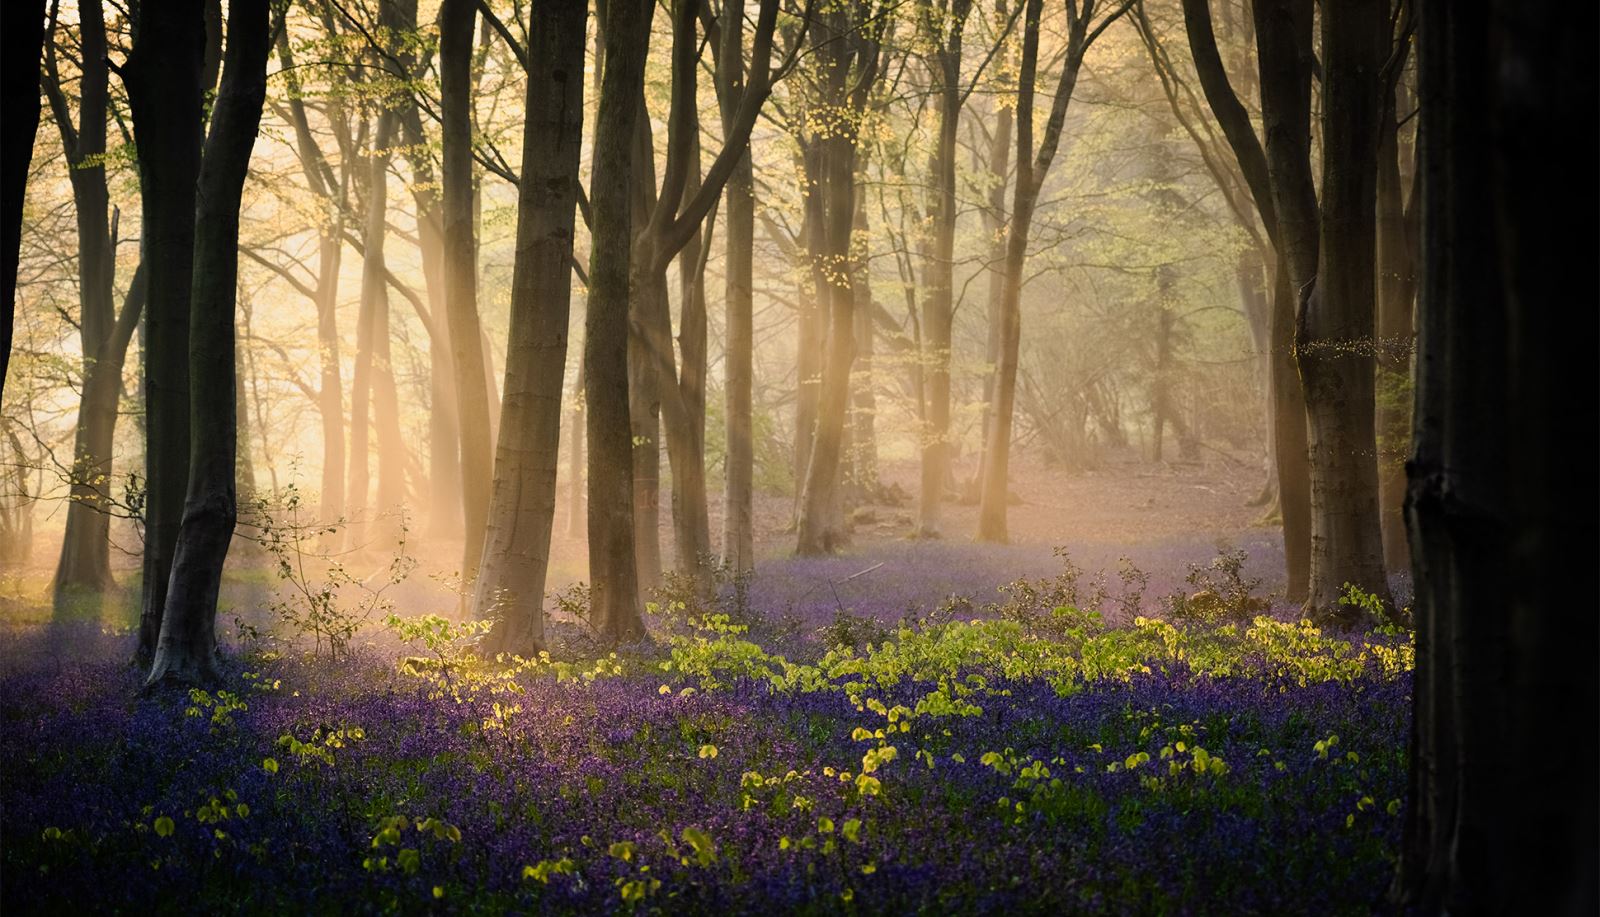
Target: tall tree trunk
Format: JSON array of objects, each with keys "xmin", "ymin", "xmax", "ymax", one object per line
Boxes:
[
  {"xmin": 916, "ymin": 0, "xmax": 972, "ymax": 538},
  {"xmin": 979, "ymin": 0, "xmax": 1124, "ymax": 541},
  {"xmin": 627, "ymin": 118, "xmax": 664, "ymax": 592},
  {"xmin": 1375, "ymin": 60, "xmax": 1415, "ymax": 575},
  {"xmin": 566, "ymin": 359, "xmax": 585, "ymax": 539},
  {"xmin": 46, "ymin": 0, "xmax": 122, "ymax": 602},
  {"xmin": 1395, "ymin": 0, "xmax": 1597, "ymax": 908},
  {"xmin": 794, "ymin": 143, "xmax": 827, "ymax": 497},
  {"xmin": 669, "ymin": 145, "xmax": 713, "ymax": 580},
  {"xmin": 314, "ymin": 226, "xmax": 346, "ymax": 523},
  {"xmin": 123, "ymin": 0, "xmax": 206, "ymax": 668},
  {"xmin": 974, "ymin": 10, "xmax": 1013, "ymax": 503},
  {"xmin": 54, "ymin": 266, "xmax": 145, "ymax": 607},
  {"xmin": 1251, "ymin": 0, "xmax": 1318, "ymax": 602},
  {"xmin": 849, "ymin": 191, "xmax": 878, "ymax": 497},
  {"xmin": 473, "ymin": 0, "xmax": 586, "ymax": 656},
  {"xmin": 584, "ymin": 0, "xmax": 653, "ymax": 642},
  {"xmin": 1296, "ymin": 0, "xmax": 1392, "ymax": 621},
  {"xmin": 146, "ymin": 0, "xmax": 270, "ymax": 687},
  {"xmin": 0, "ymin": 0, "xmax": 45, "ymax": 395},
  {"xmin": 440, "ymin": 0, "xmax": 493, "ymax": 590},
  {"xmin": 718, "ymin": 0, "xmax": 757, "ymax": 571}
]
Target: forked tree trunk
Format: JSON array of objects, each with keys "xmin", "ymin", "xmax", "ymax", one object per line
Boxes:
[
  {"xmin": 1394, "ymin": 0, "xmax": 1597, "ymax": 907},
  {"xmin": 584, "ymin": 0, "xmax": 653, "ymax": 642},
  {"xmin": 440, "ymin": 0, "xmax": 493, "ymax": 591},
  {"xmin": 123, "ymin": 0, "xmax": 205, "ymax": 668},
  {"xmin": 1295, "ymin": 0, "xmax": 1392, "ymax": 620},
  {"xmin": 146, "ymin": 0, "xmax": 270, "ymax": 688},
  {"xmin": 473, "ymin": 0, "xmax": 586, "ymax": 656}
]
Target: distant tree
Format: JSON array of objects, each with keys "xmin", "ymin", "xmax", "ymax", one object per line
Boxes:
[
  {"xmin": 121, "ymin": 0, "xmax": 206, "ymax": 667},
  {"xmin": 472, "ymin": 0, "xmax": 587, "ymax": 656},
  {"xmin": 439, "ymin": 0, "xmax": 493, "ymax": 594},
  {"xmin": 1395, "ymin": 0, "xmax": 1597, "ymax": 909},
  {"xmin": 146, "ymin": 0, "xmax": 273, "ymax": 687},
  {"xmin": 42, "ymin": 0, "xmax": 142, "ymax": 605},
  {"xmin": 1, "ymin": 0, "xmax": 46, "ymax": 400},
  {"xmin": 977, "ymin": 0, "xmax": 1134, "ymax": 543}
]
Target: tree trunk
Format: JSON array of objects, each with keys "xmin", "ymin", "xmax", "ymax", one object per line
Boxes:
[
  {"xmin": 440, "ymin": 0, "xmax": 493, "ymax": 591},
  {"xmin": 1295, "ymin": 0, "xmax": 1392, "ymax": 621},
  {"xmin": 1375, "ymin": 65, "xmax": 1415, "ymax": 575},
  {"xmin": 584, "ymin": 0, "xmax": 653, "ymax": 642},
  {"xmin": 54, "ymin": 266, "xmax": 145, "ymax": 607},
  {"xmin": 46, "ymin": 0, "xmax": 121, "ymax": 602},
  {"xmin": 916, "ymin": 0, "xmax": 970, "ymax": 537},
  {"xmin": 314, "ymin": 227, "xmax": 346, "ymax": 523},
  {"xmin": 123, "ymin": 0, "xmax": 206, "ymax": 668},
  {"xmin": 974, "ymin": 16, "xmax": 1013, "ymax": 504},
  {"xmin": 718, "ymin": 0, "xmax": 756, "ymax": 571},
  {"xmin": 1251, "ymin": 0, "xmax": 1318, "ymax": 602},
  {"xmin": 473, "ymin": 0, "xmax": 586, "ymax": 657},
  {"xmin": 669, "ymin": 147, "xmax": 713, "ymax": 580},
  {"xmin": 1395, "ymin": 0, "xmax": 1597, "ymax": 908},
  {"xmin": 0, "ymin": 0, "xmax": 45, "ymax": 394},
  {"xmin": 146, "ymin": 0, "xmax": 270, "ymax": 688}
]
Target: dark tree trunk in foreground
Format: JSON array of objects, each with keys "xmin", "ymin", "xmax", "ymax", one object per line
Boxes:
[
  {"xmin": 585, "ymin": 0, "xmax": 653, "ymax": 642},
  {"xmin": 473, "ymin": 0, "xmax": 586, "ymax": 656},
  {"xmin": 123, "ymin": 0, "xmax": 206, "ymax": 668},
  {"xmin": 1296, "ymin": 0, "xmax": 1392, "ymax": 620},
  {"xmin": 0, "ymin": 0, "xmax": 45, "ymax": 397},
  {"xmin": 916, "ymin": 0, "xmax": 973, "ymax": 538},
  {"xmin": 1251, "ymin": 0, "xmax": 1318, "ymax": 602},
  {"xmin": 440, "ymin": 0, "xmax": 493, "ymax": 592},
  {"xmin": 978, "ymin": 0, "xmax": 1129, "ymax": 542},
  {"xmin": 1395, "ymin": 0, "xmax": 1598, "ymax": 909},
  {"xmin": 146, "ymin": 0, "xmax": 271, "ymax": 688}
]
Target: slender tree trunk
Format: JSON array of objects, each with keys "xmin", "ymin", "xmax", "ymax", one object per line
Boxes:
[
  {"xmin": 916, "ymin": 0, "xmax": 971, "ymax": 538},
  {"xmin": 1296, "ymin": 0, "xmax": 1392, "ymax": 621},
  {"xmin": 146, "ymin": 0, "xmax": 270, "ymax": 687},
  {"xmin": 314, "ymin": 227, "xmax": 346, "ymax": 523},
  {"xmin": 1395, "ymin": 0, "xmax": 1597, "ymax": 908},
  {"xmin": 473, "ymin": 0, "xmax": 586, "ymax": 656},
  {"xmin": 440, "ymin": 0, "xmax": 493, "ymax": 590},
  {"xmin": 124, "ymin": 0, "xmax": 206, "ymax": 668},
  {"xmin": 974, "ymin": 31, "xmax": 1013, "ymax": 503},
  {"xmin": 54, "ymin": 266, "xmax": 145, "ymax": 607},
  {"xmin": 1375, "ymin": 67, "xmax": 1414, "ymax": 574},
  {"xmin": 718, "ymin": 0, "xmax": 756, "ymax": 571},
  {"xmin": 47, "ymin": 0, "xmax": 122, "ymax": 601},
  {"xmin": 0, "ymin": 0, "xmax": 45, "ymax": 394},
  {"xmin": 584, "ymin": 0, "xmax": 653, "ymax": 642},
  {"xmin": 669, "ymin": 147, "xmax": 713, "ymax": 579},
  {"xmin": 849, "ymin": 192, "xmax": 878, "ymax": 497},
  {"xmin": 1252, "ymin": 0, "xmax": 1318, "ymax": 602},
  {"xmin": 794, "ymin": 143, "xmax": 827, "ymax": 496},
  {"xmin": 566, "ymin": 359, "xmax": 585, "ymax": 539}
]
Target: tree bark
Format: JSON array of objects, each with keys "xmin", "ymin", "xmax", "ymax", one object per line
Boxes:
[
  {"xmin": 1395, "ymin": 0, "xmax": 1597, "ymax": 908},
  {"xmin": 0, "ymin": 0, "xmax": 45, "ymax": 396},
  {"xmin": 584, "ymin": 0, "xmax": 653, "ymax": 642},
  {"xmin": 440, "ymin": 0, "xmax": 494, "ymax": 591},
  {"xmin": 473, "ymin": 0, "xmax": 586, "ymax": 656},
  {"xmin": 916, "ymin": 0, "xmax": 972, "ymax": 538},
  {"xmin": 45, "ymin": 0, "xmax": 124, "ymax": 602},
  {"xmin": 1375, "ymin": 53, "xmax": 1415, "ymax": 575},
  {"xmin": 123, "ymin": 0, "xmax": 206, "ymax": 668},
  {"xmin": 146, "ymin": 0, "xmax": 271, "ymax": 688},
  {"xmin": 1251, "ymin": 0, "xmax": 1318, "ymax": 602},
  {"xmin": 978, "ymin": 0, "xmax": 1127, "ymax": 541},
  {"xmin": 1296, "ymin": 0, "xmax": 1392, "ymax": 621},
  {"xmin": 718, "ymin": 0, "xmax": 757, "ymax": 571}
]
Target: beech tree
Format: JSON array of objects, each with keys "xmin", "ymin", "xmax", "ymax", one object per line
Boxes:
[
  {"xmin": 472, "ymin": 0, "xmax": 587, "ymax": 656},
  {"xmin": 584, "ymin": 0, "xmax": 654, "ymax": 642},
  {"xmin": 122, "ymin": 0, "xmax": 206, "ymax": 667},
  {"xmin": 145, "ymin": 0, "xmax": 273, "ymax": 687},
  {"xmin": 977, "ymin": 0, "xmax": 1134, "ymax": 543},
  {"xmin": 1395, "ymin": 0, "xmax": 1597, "ymax": 907}
]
